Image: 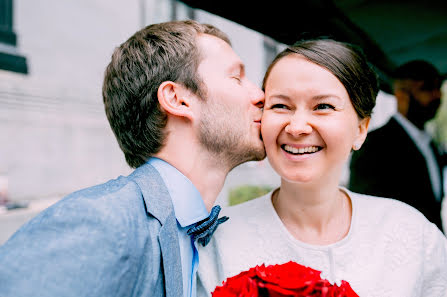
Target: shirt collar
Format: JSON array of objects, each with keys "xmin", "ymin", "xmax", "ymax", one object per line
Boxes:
[
  {"xmin": 393, "ymin": 113, "xmax": 431, "ymax": 144},
  {"xmin": 147, "ymin": 157, "xmax": 208, "ymax": 227}
]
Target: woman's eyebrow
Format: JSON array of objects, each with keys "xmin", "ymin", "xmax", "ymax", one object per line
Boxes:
[
  {"xmin": 266, "ymin": 94, "xmax": 292, "ymax": 102},
  {"xmin": 312, "ymin": 94, "xmax": 342, "ymax": 101}
]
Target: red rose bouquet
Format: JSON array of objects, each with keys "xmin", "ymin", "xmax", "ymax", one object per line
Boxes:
[{"xmin": 211, "ymin": 261, "xmax": 359, "ymax": 297}]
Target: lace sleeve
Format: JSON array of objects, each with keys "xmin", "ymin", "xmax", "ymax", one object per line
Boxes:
[{"xmin": 421, "ymin": 222, "xmax": 447, "ymax": 297}]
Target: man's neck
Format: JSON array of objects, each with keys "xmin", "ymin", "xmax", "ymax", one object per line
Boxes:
[
  {"xmin": 394, "ymin": 112, "xmax": 425, "ymax": 134},
  {"xmin": 154, "ymin": 149, "xmax": 229, "ymax": 212}
]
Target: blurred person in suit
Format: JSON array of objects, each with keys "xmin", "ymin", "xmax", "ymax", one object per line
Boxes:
[{"xmin": 349, "ymin": 59, "xmax": 445, "ymax": 232}]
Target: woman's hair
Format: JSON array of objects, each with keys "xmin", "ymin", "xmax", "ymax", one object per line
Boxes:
[
  {"xmin": 102, "ymin": 20, "xmax": 230, "ymax": 168},
  {"xmin": 262, "ymin": 38, "xmax": 379, "ymax": 118}
]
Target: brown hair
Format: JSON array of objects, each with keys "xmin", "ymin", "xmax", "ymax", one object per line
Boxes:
[
  {"xmin": 393, "ymin": 59, "xmax": 442, "ymax": 92},
  {"xmin": 263, "ymin": 39, "xmax": 379, "ymax": 119},
  {"xmin": 103, "ymin": 20, "xmax": 231, "ymax": 168}
]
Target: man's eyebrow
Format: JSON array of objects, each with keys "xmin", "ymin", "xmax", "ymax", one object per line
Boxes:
[{"xmin": 228, "ymin": 62, "xmax": 245, "ymax": 75}]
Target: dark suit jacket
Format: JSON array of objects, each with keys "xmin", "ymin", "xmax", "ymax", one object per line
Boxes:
[
  {"xmin": 349, "ymin": 116, "xmax": 444, "ymax": 232},
  {"xmin": 0, "ymin": 162, "xmax": 183, "ymax": 297}
]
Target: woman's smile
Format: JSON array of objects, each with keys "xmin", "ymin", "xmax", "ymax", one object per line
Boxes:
[
  {"xmin": 262, "ymin": 54, "xmax": 368, "ymax": 184},
  {"xmin": 280, "ymin": 144, "xmax": 323, "ymax": 162}
]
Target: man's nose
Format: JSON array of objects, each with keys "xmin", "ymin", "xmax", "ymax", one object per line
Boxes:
[{"xmin": 249, "ymin": 82, "xmax": 265, "ymax": 109}]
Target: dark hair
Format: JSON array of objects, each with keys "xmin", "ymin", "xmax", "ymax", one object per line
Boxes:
[
  {"xmin": 393, "ymin": 60, "xmax": 442, "ymax": 90},
  {"xmin": 263, "ymin": 38, "xmax": 379, "ymax": 119},
  {"xmin": 103, "ymin": 20, "xmax": 231, "ymax": 168}
]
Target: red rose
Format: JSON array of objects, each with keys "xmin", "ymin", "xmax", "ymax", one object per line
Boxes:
[
  {"xmin": 255, "ymin": 261, "xmax": 321, "ymax": 290},
  {"xmin": 211, "ymin": 261, "xmax": 359, "ymax": 297},
  {"xmin": 213, "ymin": 268, "xmax": 259, "ymax": 297}
]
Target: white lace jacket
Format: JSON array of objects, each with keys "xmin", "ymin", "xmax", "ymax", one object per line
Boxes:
[{"xmin": 197, "ymin": 189, "xmax": 447, "ymax": 297}]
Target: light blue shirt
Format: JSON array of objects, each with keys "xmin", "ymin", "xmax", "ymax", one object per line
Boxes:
[{"xmin": 148, "ymin": 158, "xmax": 209, "ymax": 297}]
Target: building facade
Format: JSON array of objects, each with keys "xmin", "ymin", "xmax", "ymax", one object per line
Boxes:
[{"xmin": 0, "ymin": 0, "xmax": 395, "ymax": 206}]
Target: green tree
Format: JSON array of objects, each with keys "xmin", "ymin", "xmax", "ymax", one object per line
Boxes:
[{"xmin": 228, "ymin": 184, "xmax": 273, "ymax": 206}]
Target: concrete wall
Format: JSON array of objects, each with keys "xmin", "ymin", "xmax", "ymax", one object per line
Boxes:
[
  {"xmin": 0, "ymin": 0, "xmax": 142, "ymax": 202},
  {"xmin": 0, "ymin": 0, "xmax": 279, "ymax": 203}
]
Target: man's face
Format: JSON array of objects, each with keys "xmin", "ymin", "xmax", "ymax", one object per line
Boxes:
[
  {"xmin": 195, "ymin": 34, "xmax": 266, "ymax": 169},
  {"xmin": 406, "ymin": 79, "xmax": 442, "ymax": 129}
]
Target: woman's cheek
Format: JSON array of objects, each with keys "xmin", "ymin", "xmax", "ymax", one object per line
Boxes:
[{"xmin": 261, "ymin": 114, "xmax": 276, "ymax": 143}]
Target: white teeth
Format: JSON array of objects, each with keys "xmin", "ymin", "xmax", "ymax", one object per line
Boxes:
[{"xmin": 284, "ymin": 145, "xmax": 319, "ymax": 154}]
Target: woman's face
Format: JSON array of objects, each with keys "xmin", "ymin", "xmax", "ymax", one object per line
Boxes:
[{"xmin": 261, "ymin": 54, "xmax": 369, "ymax": 184}]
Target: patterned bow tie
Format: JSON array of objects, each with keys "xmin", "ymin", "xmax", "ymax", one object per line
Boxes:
[{"xmin": 187, "ymin": 205, "xmax": 229, "ymax": 247}]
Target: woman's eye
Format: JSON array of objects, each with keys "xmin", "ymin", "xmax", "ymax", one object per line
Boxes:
[
  {"xmin": 315, "ymin": 103, "xmax": 335, "ymax": 110},
  {"xmin": 271, "ymin": 104, "xmax": 288, "ymax": 109}
]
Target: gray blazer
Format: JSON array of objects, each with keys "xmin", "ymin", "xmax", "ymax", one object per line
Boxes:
[{"xmin": 0, "ymin": 163, "xmax": 183, "ymax": 297}]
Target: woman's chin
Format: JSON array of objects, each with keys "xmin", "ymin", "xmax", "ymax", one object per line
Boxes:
[
  {"xmin": 280, "ymin": 173, "xmax": 315, "ymax": 185},
  {"xmin": 268, "ymin": 161, "xmax": 317, "ymax": 184}
]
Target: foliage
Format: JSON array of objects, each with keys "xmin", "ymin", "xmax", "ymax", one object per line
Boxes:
[
  {"xmin": 428, "ymin": 81, "xmax": 447, "ymax": 150},
  {"xmin": 228, "ymin": 184, "xmax": 273, "ymax": 206}
]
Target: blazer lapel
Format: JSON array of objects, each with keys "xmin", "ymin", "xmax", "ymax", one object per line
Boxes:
[
  {"xmin": 129, "ymin": 163, "xmax": 183, "ymax": 297},
  {"xmin": 430, "ymin": 140, "xmax": 445, "ymax": 198},
  {"xmin": 391, "ymin": 117, "xmax": 443, "ymax": 199},
  {"xmin": 130, "ymin": 163, "xmax": 172, "ymax": 223},
  {"xmin": 159, "ymin": 212, "xmax": 183, "ymax": 297}
]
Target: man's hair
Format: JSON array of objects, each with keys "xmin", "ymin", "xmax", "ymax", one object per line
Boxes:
[
  {"xmin": 393, "ymin": 60, "xmax": 442, "ymax": 91},
  {"xmin": 263, "ymin": 38, "xmax": 379, "ymax": 119},
  {"xmin": 103, "ymin": 20, "xmax": 230, "ymax": 168}
]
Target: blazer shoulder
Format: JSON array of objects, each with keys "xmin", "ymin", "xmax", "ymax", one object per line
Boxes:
[{"xmin": 8, "ymin": 174, "xmax": 155, "ymax": 250}]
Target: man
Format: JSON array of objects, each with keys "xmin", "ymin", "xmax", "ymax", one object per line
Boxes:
[
  {"xmin": 0, "ymin": 20, "xmax": 265, "ymax": 297},
  {"xmin": 349, "ymin": 60, "xmax": 444, "ymax": 232}
]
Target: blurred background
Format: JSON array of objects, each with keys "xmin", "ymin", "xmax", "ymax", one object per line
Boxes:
[{"xmin": 1, "ymin": 0, "xmax": 446, "ymax": 243}]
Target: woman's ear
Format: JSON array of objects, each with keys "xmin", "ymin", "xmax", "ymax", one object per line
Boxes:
[
  {"xmin": 157, "ymin": 81, "xmax": 194, "ymax": 121},
  {"xmin": 353, "ymin": 117, "xmax": 370, "ymax": 150}
]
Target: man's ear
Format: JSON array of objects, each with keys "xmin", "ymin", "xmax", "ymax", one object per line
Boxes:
[
  {"xmin": 394, "ymin": 89, "xmax": 410, "ymax": 116},
  {"xmin": 157, "ymin": 81, "xmax": 194, "ymax": 121},
  {"xmin": 395, "ymin": 89, "xmax": 409, "ymax": 102}
]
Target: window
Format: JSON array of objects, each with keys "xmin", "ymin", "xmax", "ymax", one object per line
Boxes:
[{"xmin": 0, "ymin": 0, "xmax": 28, "ymax": 74}]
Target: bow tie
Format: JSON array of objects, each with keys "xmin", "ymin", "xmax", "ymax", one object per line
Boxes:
[{"xmin": 187, "ymin": 205, "xmax": 229, "ymax": 247}]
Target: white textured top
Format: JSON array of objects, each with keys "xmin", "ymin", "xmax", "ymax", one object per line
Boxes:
[{"xmin": 197, "ymin": 189, "xmax": 447, "ymax": 297}]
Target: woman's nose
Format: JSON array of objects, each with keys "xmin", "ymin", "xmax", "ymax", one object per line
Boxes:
[{"xmin": 284, "ymin": 113, "xmax": 312, "ymax": 136}]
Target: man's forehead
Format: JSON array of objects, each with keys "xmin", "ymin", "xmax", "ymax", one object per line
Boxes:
[
  {"xmin": 420, "ymin": 78, "xmax": 442, "ymax": 90},
  {"xmin": 197, "ymin": 33, "xmax": 243, "ymax": 67},
  {"xmin": 197, "ymin": 33, "xmax": 231, "ymax": 53},
  {"xmin": 405, "ymin": 79, "xmax": 441, "ymax": 91}
]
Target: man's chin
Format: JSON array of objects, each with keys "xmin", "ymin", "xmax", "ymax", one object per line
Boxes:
[
  {"xmin": 228, "ymin": 145, "xmax": 266, "ymax": 170},
  {"xmin": 245, "ymin": 143, "xmax": 267, "ymax": 162},
  {"xmin": 254, "ymin": 146, "xmax": 267, "ymax": 161}
]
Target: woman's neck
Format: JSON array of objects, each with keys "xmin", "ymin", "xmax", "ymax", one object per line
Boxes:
[{"xmin": 272, "ymin": 180, "xmax": 352, "ymax": 245}]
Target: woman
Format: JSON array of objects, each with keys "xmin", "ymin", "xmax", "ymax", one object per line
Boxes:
[{"xmin": 197, "ymin": 39, "xmax": 447, "ymax": 297}]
